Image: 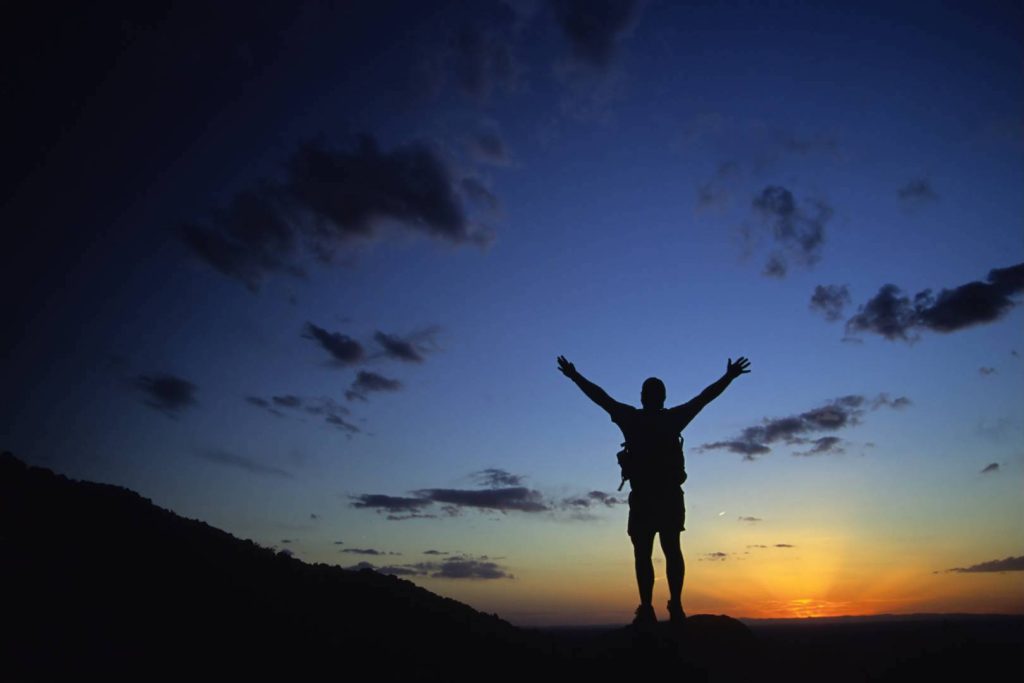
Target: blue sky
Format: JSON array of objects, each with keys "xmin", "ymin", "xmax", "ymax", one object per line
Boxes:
[{"xmin": 3, "ymin": 0, "xmax": 1022, "ymax": 624}]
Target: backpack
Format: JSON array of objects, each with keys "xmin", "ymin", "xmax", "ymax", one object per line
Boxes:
[{"xmin": 616, "ymin": 435, "xmax": 687, "ymax": 491}]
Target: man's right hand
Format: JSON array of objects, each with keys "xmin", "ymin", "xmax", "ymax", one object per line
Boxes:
[{"xmin": 557, "ymin": 356, "xmax": 578, "ymax": 379}]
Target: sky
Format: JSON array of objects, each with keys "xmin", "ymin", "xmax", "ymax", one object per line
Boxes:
[{"xmin": 3, "ymin": 0, "xmax": 1023, "ymax": 626}]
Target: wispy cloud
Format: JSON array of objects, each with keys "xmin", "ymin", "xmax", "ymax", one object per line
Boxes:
[
  {"xmin": 700, "ymin": 394, "xmax": 909, "ymax": 460},
  {"xmin": 944, "ymin": 555, "xmax": 1024, "ymax": 573},
  {"xmin": 136, "ymin": 373, "xmax": 197, "ymax": 415},
  {"xmin": 193, "ymin": 449, "xmax": 292, "ymax": 478}
]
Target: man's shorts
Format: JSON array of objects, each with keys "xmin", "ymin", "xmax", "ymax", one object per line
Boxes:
[{"xmin": 627, "ymin": 487, "xmax": 685, "ymax": 537}]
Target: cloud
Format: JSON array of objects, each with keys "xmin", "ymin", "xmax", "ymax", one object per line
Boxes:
[
  {"xmin": 426, "ymin": 557, "xmax": 513, "ymax": 579},
  {"xmin": 810, "ymin": 284, "xmax": 851, "ymax": 322},
  {"xmin": 747, "ymin": 544, "xmax": 768, "ymax": 549},
  {"xmin": 472, "ymin": 468, "xmax": 523, "ymax": 487},
  {"xmin": 980, "ymin": 463, "xmax": 999, "ymax": 474},
  {"xmin": 246, "ymin": 392, "xmax": 359, "ymax": 433},
  {"xmin": 334, "ymin": 541, "xmax": 344, "ymax": 545},
  {"xmin": 341, "ymin": 548, "xmax": 401, "ymax": 556},
  {"xmin": 135, "ymin": 374, "xmax": 198, "ymax": 415},
  {"xmin": 415, "ymin": 487, "xmax": 549, "ymax": 513},
  {"xmin": 559, "ymin": 491, "xmax": 625, "ymax": 510},
  {"xmin": 180, "ymin": 136, "xmax": 489, "ymax": 289},
  {"xmin": 423, "ymin": 549, "xmax": 449, "ymax": 555},
  {"xmin": 945, "ymin": 555, "xmax": 1024, "ymax": 573},
  {"xmin": 703, "ymin": 552, "xmax": 728, "ymax": 561},
  {"xmin": 751, "ymin": 186, "xmax": 833, "ymax": 278},
  {"xmin": 193, "ymin": 449, "xmax": 292, "ymax": 478},
  {"xmin": 178, "ymin": 185, "xmax": 300, "ymax": 291},
  {"xmin": 845, "ymin": 263, "xmax": 1024, "ymax": 341},
  {"xmin": 979, "ymin": 366, "xmax": 997, "ymax": 376},
  {"xmin": 346, "ymin": 371, "xmax": 402, "ymax": 402},
  {"xmin": 350, "ymin": 494, "xmax": 434, "ymax": 513},
  {"xmin": 304, "ymin": 323, "xmax": 365, "ymax": 364},
  {"xmin": 289, "ymin": 136, "xmax": 486, "ymax": 245},
  {"xmin": 897, "ymin": 178, "xmax": 937, "ymax": 203},
  {"xmin": 450, "ymin": 18, "xmax": 517, "ymax": 101},
  {"xmin": 793, "ymin": 436, "xmax": 845, "ymax": 456},
  {"xmin": 461, "ymin": 177, "xmax": 500, "ymax": 210},
  {"xmin": 471, "ymin": 131, "xmax": 509, "ymax": 165},
  {"xmin": 738, "ymin": 516, "xmax": 762, "ymax": 523},
  {"xmin": 550, "ymin": 0, "xmax": 639, "ymax": 70},
  {"xmin": 774, "ymin": 543, "xmax": 795, "ymax": 548},
  {"xmin": 373, "ymin": 331, "xmax": 425, "ymax": 363},
  {"xmin": 281, "ymin": 539, "xmax": 292, "ymax": 544},
  {"xmin": 346, "ymin": 553, "xmax": 512, "ymax": 579},
  {"xmin": 272, "ymin": 394, "xmax": 302, "ymax": 408},
  {"xmin": 700, "ymin": 394, "xmax": 909, "ymax": 460}
]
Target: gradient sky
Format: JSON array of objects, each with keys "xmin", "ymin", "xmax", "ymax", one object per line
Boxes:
[{"xmin": 3, "ymin": 0, "xmax": 1023, "ymax": 625}]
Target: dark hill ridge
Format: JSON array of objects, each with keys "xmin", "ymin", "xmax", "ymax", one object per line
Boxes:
[
  {"xmin": 5, "ymin": 451, "xmax": 1020, "ymax": 681},
  {"xmin": 0, "ymin": 452, "xmax": 754, "ymax": 680}
]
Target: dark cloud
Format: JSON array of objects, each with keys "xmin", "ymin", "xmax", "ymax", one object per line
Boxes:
[
  {"xmin": 979, "ymin": 367, "xmax": 997, "ymax": 376},
  {"xmin": 559, "ymin": 490, "xmax": 625, "ymax": 510},
  {"xmin": 289, "ymin": 136, "xmax": 483, "ymax": 245},
  {"xmin": 350, "ymin": 494, "xmax": 433, "ymax": 513},
  {"xmin": 179, "ymin": 186, "xmax": 300, "ymax": 291},
  {"xmin": 946, "ymin": 555, "xmax": 1024, "ymax": 573},
  {"xmin": 700, "ymin": 394, "xmax": 908, "ymax": 460},
  {"xmin": 310, "ymin": 513, "xmax": 319, "ymax": 520},
  {"xmin": 703, "ymin": 552, "xmax": 728, "ymax": 561},
  {"xmin": 334, "ymin": 541, "xmax": 344, "ymax": 545},
  {"xmin": 281, "ymin": 539, "xmax": 292, "ymax": 544},
  {"xmin": 450, "ymin": 20, "xmax": 516, "ymax": 100},
  {"xmin": 461, "ymin": 177, "xmax": 500, "ymax": 210},
  {"xmin": 550, "ymin": 0, "xmax": 639, "ymax": 69},
  {"xmin": 810, "ymin": 284, "xmax": 851, "ymax": 322},
  {"xmin": 181, "ymin": 136, "xmax": 489, "ymax": 289},
  {"xmin": 471, "ymin": 131, "xmax": 508, "ymax": 164},
  {"xmin": 747, "ymin": 544, "xmax": 768, "ymax": 549},
  {"xmin": 346, "ymin": 371, "xmax": 402, "ymax": 402},
  {"xmin": 423, "ymin": 550, "xmax": 449, "ymax": 555},
  {"xmin": 428, "ymin": 557, "xmax": 513, "ymax": 579},
  {"xmin": 846, "ymin": 263, "xmax": 1024, "ymax": 341},
  {"xmin": 373, "ymin": 331, "xmax": 425, "ymax": 363},
  {"xmin": 738, "ymin": 516, "xmax": 762, "ymax": 523},
  {"xmin": 980, "ymin": 463, "xmax": 999, "ymax": 474},
  {"xmin": 794, "ymin": 436, "xmax": 845, "ymax": 456},
  {"xmin": 386, "ymin": 513, "xmax": 437, "ymax": 521},
  {"xmin": 247, "ymin": 392, "xmax": 358, "ymax": 432},
  {"xmin": 472, "ymin": 468, "xmax": 523, "ymax": 487},
  {"xmin": 341, "ymin": 548, "xmax": 401, "ymax": 556},
  {"xmin": 193, "ymin": 449, "xmax": 291, "ymax": 478},
  {"xmin": 272, "ymin": 394, "xmax": 302, "ymax": 408},
  {"xmin": 304, "ymin": 323, "xmax": 365, "ymax": 364},
  {"xmin": 415, "ymin": 487, "xmax": 549, "ymax": 513},
  {"xmin": 135, "ymin": 374, "xmax": 197, "ymax": 415},
  {"xmin": 751, "ymin": 186, "xmax": 833, "ymax": 278},
  {"xmin": 775, "ymin": 544, "xmax": 795, "ymax": 548},
  {"xmin": 897, "ymin": 178, "xmax": 937, "ymax": 203}
]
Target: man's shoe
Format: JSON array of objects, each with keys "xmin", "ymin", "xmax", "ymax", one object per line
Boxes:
[
  {"xmin": 667, "ymin": 600, "xmax": 686, "ymax": 624},
  {"xmin": 633, "ymin": 604, "xmax": 657, "ymax": 626}
]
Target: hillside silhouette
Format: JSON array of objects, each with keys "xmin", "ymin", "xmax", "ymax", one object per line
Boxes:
[{"xmin": 3, "ymin": 451, "xmax": 1020, "ymax": 681}]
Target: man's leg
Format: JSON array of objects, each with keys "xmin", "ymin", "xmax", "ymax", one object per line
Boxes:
[
  {"xmin": 660, "ymin": 531, "xmax": 685, "ymax": 610},
  {"xmin": 631, "ymin": 530, "xmax": 656, "ymax": 606}
]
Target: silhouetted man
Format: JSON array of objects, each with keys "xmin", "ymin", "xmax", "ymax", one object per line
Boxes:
[{"xmin": 557, "ymin": 355, "xmax": 751, "ymax": 625}]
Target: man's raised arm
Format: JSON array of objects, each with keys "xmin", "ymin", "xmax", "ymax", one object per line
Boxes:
[
  {"xmin": 671, "ymin": 357, "xmax": 751, "ymax": 423},
  {"xmin": 557, "ymin": 356, "xmax": 625, "ymax": 415}
]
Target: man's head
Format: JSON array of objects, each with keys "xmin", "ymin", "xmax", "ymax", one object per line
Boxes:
[{"xmin": 641, "ymin": 377, "xmax": 666, "ymax": 410}]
